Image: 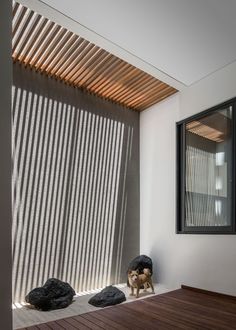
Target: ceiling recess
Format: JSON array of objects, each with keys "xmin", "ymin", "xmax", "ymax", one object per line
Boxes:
[{"xmin": 12, "ymin": 1, "xmax": 177, "ymax": 111}]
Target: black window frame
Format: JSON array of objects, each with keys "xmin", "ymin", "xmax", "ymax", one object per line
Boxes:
[{"xmin": 176, "ymin": 97, "xmax": 236, "ymax": 234}]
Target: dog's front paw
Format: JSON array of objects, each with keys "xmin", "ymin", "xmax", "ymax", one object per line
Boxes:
[{"xmin": 129, "ymin": 293, "xmax": 134, "ymax": 296}]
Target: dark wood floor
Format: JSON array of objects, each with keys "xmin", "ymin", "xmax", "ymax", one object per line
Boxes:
[{"xmin": 18, "ymin": 287, "xmax": 236, "ymax": 330}]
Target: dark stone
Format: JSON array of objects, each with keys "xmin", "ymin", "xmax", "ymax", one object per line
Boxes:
[
  {"xmin": 127, "ymin": 254, "xmax": 153, "ymax": 274},
  {"xmin": 25, "ymin": 278, "xmax": 76, "ymax": 311},
  {"xmin": 88, "ymin": 285, "xmax": 126, "ymax": 307},
  {"xmin": 127, "ymin": 255, "xmax": 153, "ymax": 287}
]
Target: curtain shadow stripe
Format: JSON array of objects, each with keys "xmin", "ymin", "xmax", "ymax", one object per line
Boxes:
[{"xmin": 12, "ymin": 62, "xmax": 139, "ymax": 302}]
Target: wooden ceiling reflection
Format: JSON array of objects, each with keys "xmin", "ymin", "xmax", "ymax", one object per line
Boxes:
[
  {"xmin": 186, "ymin": 121, "xmax": 224, "ymax": 142},
  {"xmin": 12, "ymin": 1, "xmax": 177, "ymax": 111},
  {"xmin": 186, "ymin": 112, "xmax": 230, "ymax": 143}
]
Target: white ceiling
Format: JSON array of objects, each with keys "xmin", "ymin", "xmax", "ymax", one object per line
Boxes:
[{"xmin": 35, "ymin": 0, "xmax": 236, "ymax": 86}]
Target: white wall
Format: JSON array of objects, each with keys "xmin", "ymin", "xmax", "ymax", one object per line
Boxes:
[{"xmin": 140, "ymin": 60, "xmax": 236, "ymax": 295}]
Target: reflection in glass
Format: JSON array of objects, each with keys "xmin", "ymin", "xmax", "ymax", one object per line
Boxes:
[{"xmin": 185, "ymin": 107, "xmax": 232, "ymax": 227}]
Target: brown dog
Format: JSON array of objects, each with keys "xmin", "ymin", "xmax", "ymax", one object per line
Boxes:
[{"xmin": 128, "ymin": 268, "xmax": 154, "ymax": 298}]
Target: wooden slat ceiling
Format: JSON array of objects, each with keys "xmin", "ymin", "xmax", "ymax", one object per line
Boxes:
[{"xmin": 12, "ymin": 2, "xmax": 178, "ymax": 111}]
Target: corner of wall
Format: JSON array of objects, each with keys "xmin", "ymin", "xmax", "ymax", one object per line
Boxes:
[{"xmin": 0, "ymin": 1, "xmax": 13, "ymax": 329}]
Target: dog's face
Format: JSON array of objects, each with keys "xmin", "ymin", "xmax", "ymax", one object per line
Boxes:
[{"xmin": 128, "ymin": 270, "xmax": 139, "ymax": 284}]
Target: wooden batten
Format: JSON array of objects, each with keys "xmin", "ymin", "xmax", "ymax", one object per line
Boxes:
[{"xmin": 12, "ymin": 1, "xmax": 177, "ymax": 111}]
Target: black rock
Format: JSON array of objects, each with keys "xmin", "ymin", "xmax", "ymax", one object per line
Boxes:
[
  {"xmin": 127, "ymin": 255, "xmax": 153, "ymax": 287},
  {"xmin": 127, "ymin": 254, "xmax": 153, "ymax": 274},
  {"xmin": 25, "ymin": 278, "xmax": 76, "ymax": 311},
  {"xmin": 88, "ymin": 285, "xmax": 126, "ymax": 307}
]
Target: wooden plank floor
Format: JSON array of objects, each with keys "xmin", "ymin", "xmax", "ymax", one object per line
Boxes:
[{"xmin": 18, "ymin": 287, "xmax": 236, "ymax": 330}]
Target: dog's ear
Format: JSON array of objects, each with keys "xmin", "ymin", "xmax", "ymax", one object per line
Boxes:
[
  {"xmin": 128, "ymin": 270, "xmax": 132, "ymax": 275},
  {"xmin": 135, "ymin": 269, "xmax": 139, "ymax": 274}
]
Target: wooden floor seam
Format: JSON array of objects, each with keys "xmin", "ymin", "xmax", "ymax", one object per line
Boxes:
[{"xmin": 17, "ymin": 288, "xmax": 236, "ymax": 330}]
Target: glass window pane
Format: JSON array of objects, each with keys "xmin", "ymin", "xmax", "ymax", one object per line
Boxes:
[{"xmin": 185, "ymin": 106, "xmax": 232, "ymax": 227}]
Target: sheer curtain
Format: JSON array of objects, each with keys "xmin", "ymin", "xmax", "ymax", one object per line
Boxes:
[
  {"xmin": 185, "ymin": 145, "xmax": 227, "ymax": 227},
  {"xmin": 12, "ymin": 62, "xmax": 140, "ymax": 303}
]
